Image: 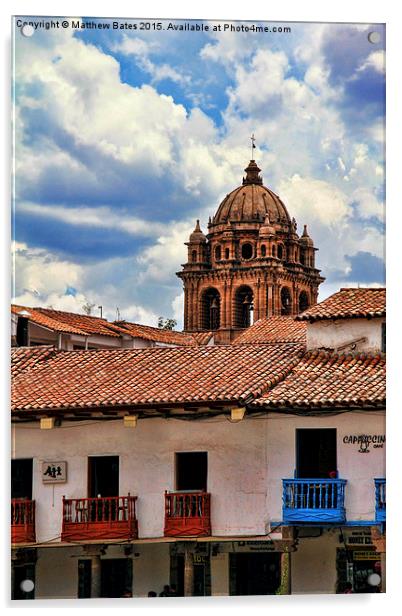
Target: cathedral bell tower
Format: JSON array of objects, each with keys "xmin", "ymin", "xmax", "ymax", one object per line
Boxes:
[{"xmin": 177, "ymin": 158, "xmax": 325, "ymax": 344}]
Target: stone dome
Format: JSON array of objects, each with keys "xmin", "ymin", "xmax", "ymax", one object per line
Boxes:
[{"xmin": 213, "ymin": 160, "xmax": 291, "ymax": 226}]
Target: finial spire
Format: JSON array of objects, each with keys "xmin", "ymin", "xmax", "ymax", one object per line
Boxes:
[{"xmin": 250, "ymin": 133, "xmax": 256, "ymax": 159}]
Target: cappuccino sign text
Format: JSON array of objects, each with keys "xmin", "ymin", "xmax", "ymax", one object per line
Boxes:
[{"xmin": 342, "ymin": 435, "xmax": 385, "ymax": 453}]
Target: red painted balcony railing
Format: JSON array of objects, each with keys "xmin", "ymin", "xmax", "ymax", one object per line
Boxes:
[
  {"xmin": 61, "ymin": 495, "xmax": 138, "ymax": 542},
  {"xmin": 11, "ymin": 499, "xmax": 36, "ymax": 544},
  {"xmin": 164, "ymin": 491, "xmax": 211, "ymax": 537}
]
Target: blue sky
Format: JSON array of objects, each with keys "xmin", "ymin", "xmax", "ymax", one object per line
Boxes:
[{"xmin": 12, "ymin": 18, "xmax": 385, "ymax": 327}]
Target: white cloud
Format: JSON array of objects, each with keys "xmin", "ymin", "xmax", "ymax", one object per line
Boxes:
[
  {"xmin": 112, "ymin": 35, "xmax": 190, "ymax": 86},
  {"xmin": 12, "ymin": 241, "xmax": 82, "ymax": 299},
  {"xmin": 351, "ymin": 187, "xmax": 384, "ymax": 221},
  {"xmin": 357, "ymin": 50, "xmax": 385, "ymax": 74},
  {"xmin": 278, "ymin": 175, "xmax": 350, "ymax": 227},
  {"xmin": 137, "ymin": 222, "xmax": 190, "ymax": 283}
]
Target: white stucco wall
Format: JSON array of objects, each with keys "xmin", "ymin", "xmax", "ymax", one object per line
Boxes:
[
  {"xmin": 306, "ymin": 317, "xmax": 384, "ymax": 352},
  {"xmin": 12, "ymin": 410, "xmax": 385, "ymax": 544}
]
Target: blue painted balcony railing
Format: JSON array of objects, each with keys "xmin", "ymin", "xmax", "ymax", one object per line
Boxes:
[
  {"xmin": 282, "ymin": 479, "xmax": 347, "ymax": 524},
  {"xmin": 374, "ymin": 478, "xmax": 386, "ymax": 523}
]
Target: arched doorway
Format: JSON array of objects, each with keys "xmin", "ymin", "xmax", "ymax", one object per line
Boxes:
[
  {"xmin": 298, "ymin": 291, "xmax": 310, "ymax": 313},
  {"xmin": 280, "ymin": 287, "xmax": 292, "ymax": 315},
  {"xmin": 234, "ymin": 285, "xmax": 254, "ymax": 328},
  {"xmin": 200, "ymin": 288, "xmax": 221, "ymax": 330}
]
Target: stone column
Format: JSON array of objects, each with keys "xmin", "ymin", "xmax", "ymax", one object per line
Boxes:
[
  {"xmin": 227, "ymin": 281, "xmax": 233, "ymax": 330},
  {"xmin": 91, "ymin": 555, "xmax": 102, "ymax": 598},
  {"xmin": 279, "ymin": 551, "xmax": 291, "ymax": 595},
  {"xmin": 254, "ymin": 280, "xmax": 261, "ymax": 322},
  {"xmin": 184, "ymin": 546, "xmax": 194, "ymax": 597},
  {"xmin": 221, "ymin": 280, "xmax": 227, "ymax": 328},
  {"xmin": 183, "ymin": 284, "xmax": 189, "ymax": 331}
]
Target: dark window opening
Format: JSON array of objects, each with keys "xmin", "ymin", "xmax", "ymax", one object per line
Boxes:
[
  {"xmin": 277, "ymin": 245, "xmax": 283, "ymax": 260},
  {"xmin": 201, "ymin": 288, "xmax": 220, "ymax": 330},
  {"xmin": 101, "ymin": 559, "xmax": 133, "ymax": 598},
  {"xmin": 13, "ymin": 563, "xmax": 36, "ymax": 600},
  {"xmin": 241, "ymin": 243, "xmax": 253, "ymax": 259},
  {"xmin": 88, "ymin": 456, "xmax": 119, "ymax": 497},
  {"xmin": 234, "ymin": 285, "xmax": 254, "ymax": 328},
  {"xmin": 191, "ymin": 250, "xmax": 197, "ymax": 263},
  {"xmin": 78, "ymin": 560, "xmax": 92, "ymax": 598},
  {"xmin": 280, "ymin": 287, "xmax": 292, "ymax": 315},
  {"xmin": 16, "ymin": 317, "xmax": 29, "ymax": 346},
  {"xmin": 300, "ymin": 251, "xmax": 305, "ymax": 265},
  {"xmin": 229, "ymin": 553, "xmax": 281, "ymax": 596},
  {"xmin": 298, "ymin": 291, "xmax": 309, "ymax": 313},
  {"xmin": 296, "ymin": 429, "xmax": 337, "ymax": 478},
  {"xmin": 225, "ymin": 248, "xmax": 230, "ymax": 260},
  {"xmin": 261, "ymin": 244, "xmax": 266, "ymax": 257},
  {"xmin": 12, "ymin": 459, "xmax": 33, "ymax": 500},
  {"xmin": 272, "ymin": 245, "xmax": 276, "ymax": 257},
  {"xmin": 215, "ymin": 246, "xmax": 221, "ymax": 261},
  {"xmin": 176, "ymin": 452, "xmax": 207, "ymax": 491}
]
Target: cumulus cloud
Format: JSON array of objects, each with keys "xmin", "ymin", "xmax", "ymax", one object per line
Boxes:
[
  {"xmin": 112, "ymin": 35, "xmax": 190, "ymax": 85},
  {"xmin": 357, "ymin": 50, "xmax": 385, "ymax": 74}
]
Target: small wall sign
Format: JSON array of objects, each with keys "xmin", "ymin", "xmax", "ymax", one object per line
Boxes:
[
  {"xmin": 342, "ymin": 434, "xmax": 385, "ymax": 453},
  {"xmin": 42, "ymin": 461, "xmax": 67, "ymax": 483}
]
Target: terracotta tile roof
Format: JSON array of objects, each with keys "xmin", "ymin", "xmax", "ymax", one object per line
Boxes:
[
  {"xmin": 297, "ymin": 288, "xmax": 386, "ymax": 322},
  {"xmin": 252, "ymin": 351, "xmax": 385, "ymax": 409},
  {"xmin": 11, "ymin": 346, "xmax": 57, "ymax": 379},
  {"xmin": 191, "ymin": 332, "xmax": 214, "ymax": 345},
  {"xmin": 11, "ymin": 343, "xmax": 304, "ymax": 413},
  {"xmin": 114, "ymin": 321, "xmax": 197, "ymax": 346},
  {"xmin": 234, "ymin": 317, "xmax": 306, "ymax": 345},
  {"xmin": 12, "ymin": 305, "xmax": 122, "ymax": 337}
]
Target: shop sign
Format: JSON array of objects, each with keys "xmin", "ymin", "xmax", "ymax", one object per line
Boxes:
[
  {"xmin": 194, "ymin": 554, "xmax": 207, "ymax": 563},
  {"xmin": 236, "ymin": 541, "xmax": 276, "ymax": 552},
  {"xmin": 353, "ymin": 551, "xmax": 379, "ymax": 561},
  {"xmin": 342, "ymin": 434, "xmax": 385, "ymax": 453},
  {"xmin": 42, "ymin": 461, "xmax": 67, "ymax": 483},
  {"xmin": 344, "ymin": 530, "xmax": 373, "ymax": 546}
]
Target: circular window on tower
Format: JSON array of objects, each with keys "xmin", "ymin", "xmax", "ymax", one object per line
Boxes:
[{"xmin": 241, "ymin": 243, "xmax": 254, "ymax": 260}]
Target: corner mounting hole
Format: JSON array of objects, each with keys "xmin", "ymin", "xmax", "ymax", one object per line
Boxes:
[
  {"xmin": 21, "ymin": 24, "xmax": 35, "ymax": 37},
  {"xmin": 20, "ymin": 579, "xmax": 35, "ymax": 593},
  {"xmin": 368, "ymin": 31, "xmax": 381, "ymax": 44}
]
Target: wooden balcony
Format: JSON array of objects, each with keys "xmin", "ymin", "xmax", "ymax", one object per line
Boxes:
[
  {"xmin": 164, "ymin": 491, "xmax": 211, "ymax": 537},
  {"xmin": 374, "ymin": 478, "xmax": 386, "ymax": 523},
  {"xmin": 282, "ymin": 479, "xmax": 347, "ymax": 524},
  {"xmin": 61, "ymin": 495, "xmax": 138, "ymax": 542},
  {"xmin": 11, "ymin": 499, "xmax": 36, "ymax": 544}
]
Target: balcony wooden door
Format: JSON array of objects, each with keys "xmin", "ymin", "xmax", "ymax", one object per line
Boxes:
[
  {"xmin": 175, "ymin": 452, "xmax": 207, "ymax": 491},
  {"xmin": 12, "ymin": 459, "xmax": 33, "ymax": 499},
  {"xmin": 296, "ymin": 429, "xmax": 337, "ymax": 478},
  {"xmin": 88, "ymin": 456, "xmax": 119, "ymax": 497}
]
